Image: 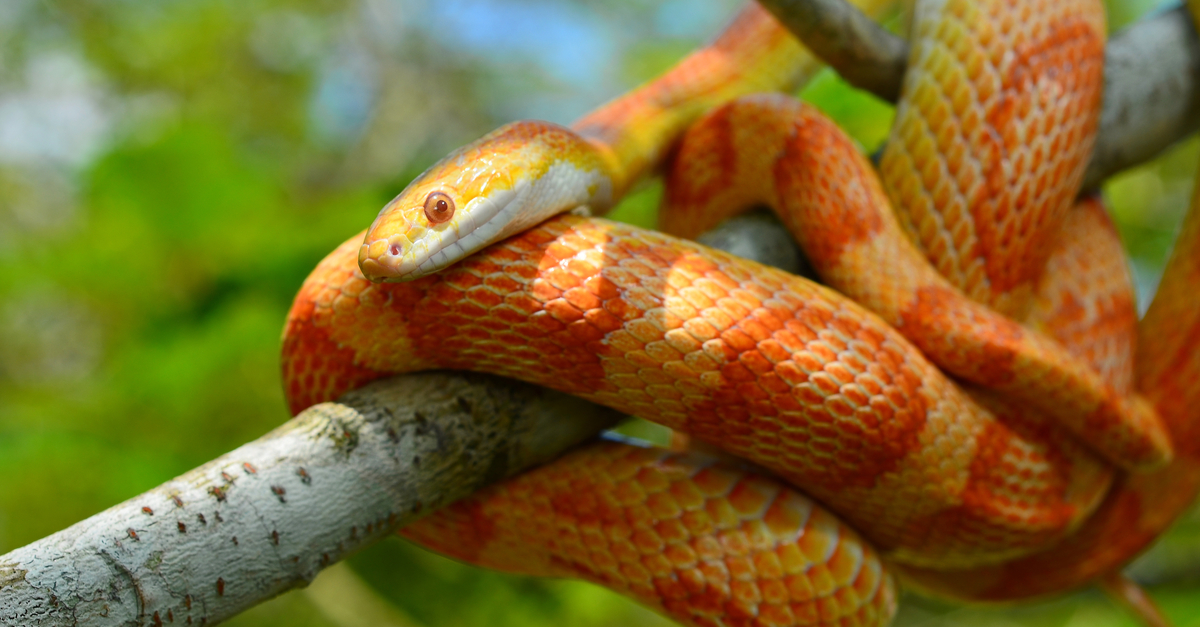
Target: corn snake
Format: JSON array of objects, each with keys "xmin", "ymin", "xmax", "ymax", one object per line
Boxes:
[{"xmin": 281, "ymin": 1, "xmax": 1200, "ymax": 625}]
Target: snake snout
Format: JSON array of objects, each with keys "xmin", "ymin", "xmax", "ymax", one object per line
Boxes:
[{"xmin": 358, "ymin": 235, "xmax": 412, "ymax": 282}]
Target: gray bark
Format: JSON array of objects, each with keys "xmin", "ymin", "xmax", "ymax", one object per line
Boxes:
[{"xmin": 0, "ymin": 375, "xmax": 621, "ymax": 626}]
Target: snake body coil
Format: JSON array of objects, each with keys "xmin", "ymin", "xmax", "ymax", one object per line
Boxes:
[{"xmin": 282, "ymin": 0, "xmax": 1200, "ymax": 624}]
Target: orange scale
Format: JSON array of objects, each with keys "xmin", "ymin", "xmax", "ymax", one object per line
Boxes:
[
  {"xmin": 792, "ymin": 383, "xmax": 828, "ymax": 407},
  {"xmin": 610, "ymin": 451, "xmax": 662, "ymax": 482},
  {"xmin": 683, "ymin": 508, "xmax": 720, "ymax": 542},
  {"xmin": 626, "ymin": 351, "xmax": 662, "ymax": 370},
  {"xmin": 665, "ymin": 541, "xmax": 700, "ymax": 569},
  {"xmin": 850, "ymin": 556, "xmax": 882, "ymax": 598},
  {"xmin": 715, "ymin": 357, "xmax": 753, "ymax": 381},
  {"xmin": 678, "ymin": 286, "xmax": 717, "ymax": 310},
  {"xmin": 762, "ymin": 493, "xmax": 815, "ymax": 538},
  {"xmin": 662, "ymin": 328, "xmax": 704, "ymax": 354},
  {"xmin": 666, "ymin": 271, "xmax": 705, "ymax": 294},
  {"xmin": 564, "ymin": 319, "xmax": 606, "ymax": 343},
  {"xmin": 757, "ymin": 372, "xmax": 793, "ymax": 396},
  {"xmin": 699, "ymin": 558, "xmax": 733, "ymax": 585},
  {"xmin": 826, "ymin": 395, "xmax": 858, "ymax": 419},
  {"xmin": 616, "ymin": 259, "xmax": 656, "ymax": 280},
  {"xmin": 729, "ymin": 286, "xmax": 769, "ymax": 307},
  {"xmin": 599, "ymin": 267, "xmax": 638, "ymax": 292},
  {"xmin": 565, "ymin": 257, "xmax": 600, "ymax": 279},
  {"xmin": 669, "ymin": 479, "xmax": 708, "ymax": 511},
  {"xmin": 664, "ymin": 362, "xmax": 704, "ymax": 384},
  {"xmin": 544, "ymin": 298, "xmax": 585, "ymax": 324},
  {"xmin": 784, "ymin": 572, "xmax": 818, "ymax": 603},
  {"xmin": 729, "ymin": 577, "xmax": 763, "ymax": 606},
  {"xmin": 540, "ymin": 355, "xmax": 577, "ymax": 372},
  {"xmin": 633, "ymin": 528, "xmax": 667, "ymax": 555},
  {"xmin": 827, "ymin": 542, "xmax": 864, "ymax": 585},
  {"xmin": 649, "ymin": 389, "xmax": 687, "ymax": 407},
  {"xmin": 502, "ymin": 293, "xmax": 543, "ymax": 316},
  {"xmin": 459, "ymin": 327, "xmax": 493, "ymax": 343},
  {"xmin": 811, "ymin": 372, "xmax": 844, "ymax": 396},
  {"xmin": 682, "ymin": 318, "xmax": 721, "ymax": 344},
  {"xmin": 691, "ymin": 533, "xmax": 726, "ymax": 563},
  {"xmin": 835, "ymin": 421, "xmax": 867, "ymax": 442},
  {"xmin": 553, "ymin": 484, "xmax": 599, "ymax": 514},
  {"xmin": 609, "ymin": 538, "xmax": 644, "ymax": 565},
  {"xmin": 697, "ymin": 337, "xmax": 735, "ymax": 364},
  {"xmin": 644, "ymin": 340, "xmax": 685, "ymax": 364},
  {"xmin": 689, "ymin": 590, "xmax": 731, "ymax": 620},
  {"xmin": 579, "ymin": 520, "xmax": 612, "ymax": 547},
  {"xmin": 588, "ymin": 548, "xmax": 621, "ymax": 573},
  {"xmin": 655, "ymin": 514, "xmax": 690, "ymax": 543},
  {"xmin": 714, "ymin": 300, "xmax": 754, "ymax": 327},
  {"xmin": 770, "ymin": 360, "xmax": 807, "ymax": 387},
  {"xmin": 840, "ymin": 384, "xmax": 871, "ymax": 408},
  {"xmin": 707, "ymin": 499, "xmax": 744, "ymax": 532},
  {"xmin": 782, "ymin": 314, "xmax": 820, "ymax": 343},
  {"xmin": 626, "ymin": 316, "xmax": 666, "ymax": 343},
  {"xmin": 806, "ymin": 563, "xmax": 839, "ymax": 600},
  {"xmin": 738, "ymin": 348, "xmax": 776, "ymax": 374},
  {"xmin": 756, "ymin": 602, "xmax": 796, "ymax": 627},
  {"xmin": 734, "ymin": 381, "xmax": 773, "ymax": 404},
  {"xmin": 727, "ymin": 479, "xmax": 779, "ymax": 518},
  {"xmin": 607, "ymin": 330, "xmax": 648, "ymax": 355},
  {"xmin": 543, "ymin": 242, "xmax": 581, "ymax": 265},
  {"xmin": 798, "ymin": 512, "xmax": 839, "ymax": 564},
  {"xmin": 753, "ymin": 549, "xmax": 787, "ymax": 582},
  {"xmin": 654, "ymin": 575, "xmax": 692, "ymax": 601},
  {"xmin": 863, "ymin": 400, "xmax": 893, "ymax": 426}
]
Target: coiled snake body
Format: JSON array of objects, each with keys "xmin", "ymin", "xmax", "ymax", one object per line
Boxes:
[{"xmin": 282, "ymin": 1, "xmax": 1200, "ymax": 624}]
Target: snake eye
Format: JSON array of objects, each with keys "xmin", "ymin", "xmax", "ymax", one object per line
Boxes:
[{"xmin": 423, "ymin": 191, "xmax": 455, "ymax": 224}]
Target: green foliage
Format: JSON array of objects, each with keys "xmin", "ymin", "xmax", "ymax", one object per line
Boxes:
[{"xmin": 1, "ymin": 0, "xmax": 1198, "ymax": 626}]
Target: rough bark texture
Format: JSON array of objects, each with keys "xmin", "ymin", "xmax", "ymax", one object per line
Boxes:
[
  {"xmin": 760, "ymin": 0, "xmax": 909, "ymax": 101},
  {"xmin": 1084, "ymin": 6, "xmax": 1200, "ymax": 189},
  {"xmin": 0, "ymin": 374, "xmax": 622, "ymax": 626}
]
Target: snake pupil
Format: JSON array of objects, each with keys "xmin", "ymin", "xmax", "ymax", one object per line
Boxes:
[{"xmin": 424, "ymin": 191, "xmax": 455, "ymax": 224}]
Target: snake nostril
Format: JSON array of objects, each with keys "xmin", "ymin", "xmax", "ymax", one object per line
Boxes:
[{"xmin": 389, "ymin": 244, "xmax": 402, "ymax": 257}]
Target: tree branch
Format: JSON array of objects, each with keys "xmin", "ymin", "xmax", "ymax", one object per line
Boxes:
[
  {"xmin": 760, "ymin": 0, "xmax": 909, "ymax": 101},
  {"xmin": 0, "ymin": 374, "xmax": 621, "ymax": 626},
  {"xmin": 759, "ymin": 0, "xmax": 1200, "ymax": 188}
]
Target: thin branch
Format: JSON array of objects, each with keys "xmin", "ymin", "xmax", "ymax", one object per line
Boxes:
[
  {"xmin": 760, "ymin": 0, "xmax": 909, "ymax": 101},
  {"xmin": 759, "ymin": 0, "xmax": 1200, "ymax": 188},
  {"xmin": 0, "ymin": 374, "xmax": 621, "ymax": 626}
]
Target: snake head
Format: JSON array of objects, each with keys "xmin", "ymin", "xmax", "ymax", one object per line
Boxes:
[{"xmin": 359, "ymin": 120, "xmax": 615, "ymax": 282}]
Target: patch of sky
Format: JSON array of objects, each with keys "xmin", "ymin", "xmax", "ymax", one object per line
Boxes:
[
  {"xmin": 425, "ymin": 0, "xmax": 615, "ymax": 91},
  {"xmin": 0, "ymin": 0, "xmax": 35, "ymax": 31},
  {"xmin": 0, "ymin": 50, "xmax": 113, "ymax": 168},
  {"xmin": 653, "ymin": 0, "xmax": 739, "ymax": 39},
  {"xmin": 1130, "ymin": 257, "xmax": 1163, "ymax": 316},
  {"xmin": 309, "ymin": 44, "xmax": 379, "ymax": 146}
]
